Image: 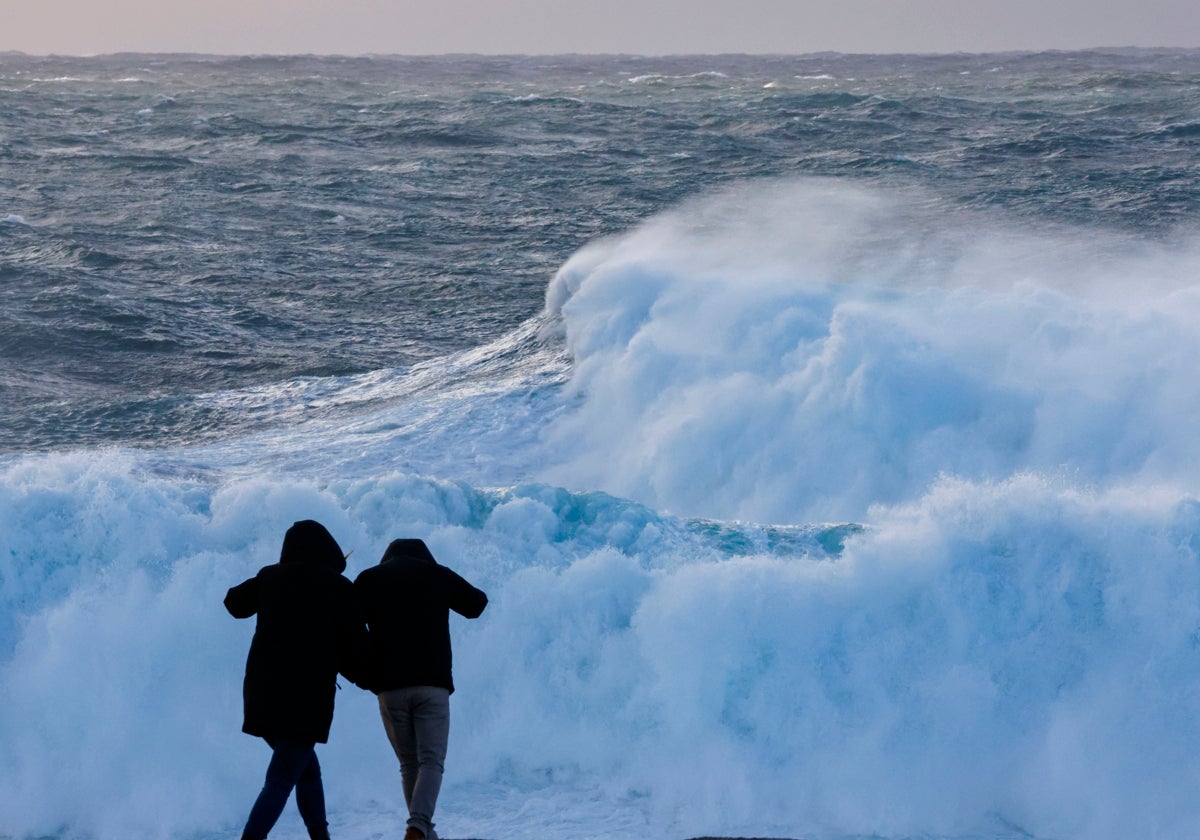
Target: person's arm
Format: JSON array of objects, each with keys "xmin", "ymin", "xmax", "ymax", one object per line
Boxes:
[
  {"xmin": 223, "ymin": 574, "xmax": 260, "ymax": 619},
  {"xmin": 332, "ymin": 577, "xmax": 374, "ymax": 691},
  {"xmin": 444, "ymin": 568, "xmax": 488, "ymax": 618}
]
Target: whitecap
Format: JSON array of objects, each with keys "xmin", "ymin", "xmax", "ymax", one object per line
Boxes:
[{"xmin": 542, "ymin": 176, "xmax": 1200, "ymax": 524}]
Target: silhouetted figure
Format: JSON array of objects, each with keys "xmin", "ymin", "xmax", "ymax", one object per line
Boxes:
[
  {"xmin": 225, "ymin": 520, "xmax": 370, "ymax": 840},
  {"xmin": 354, "ymin": 538, "xmax": 488, "ymax": 840}
]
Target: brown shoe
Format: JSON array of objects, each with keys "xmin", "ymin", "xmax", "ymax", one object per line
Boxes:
[{"xmin": 403, "ymin": 828, "xmax": 425, "ymax": 840}]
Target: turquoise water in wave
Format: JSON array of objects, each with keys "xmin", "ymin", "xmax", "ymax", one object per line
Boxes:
[{"xmin": 2, "ymin": 51, "xmax": 1200, "ymax": 840}]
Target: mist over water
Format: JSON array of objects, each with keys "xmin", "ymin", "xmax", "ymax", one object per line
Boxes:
[
  {"xmin": 544, "ymin": 179, "xmax": 1200, "ymax": 522},
  {"xmin": 3, "ymin": 52, "xmax": 1200, "ymax": 840}
]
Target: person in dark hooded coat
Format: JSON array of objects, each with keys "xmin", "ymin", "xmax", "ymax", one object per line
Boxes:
[
  {"xmin": 354, "ymin": 538, "xmax": 488, "ymax": 840},
  {"xmin": 225, "ymin": 520, "xmax": 370, "ymax": 840}
]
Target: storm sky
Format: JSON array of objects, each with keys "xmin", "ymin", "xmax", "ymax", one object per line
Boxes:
[{"xmin": 4, "ymin": 0, "xmax": 1200, "ymax": 56}]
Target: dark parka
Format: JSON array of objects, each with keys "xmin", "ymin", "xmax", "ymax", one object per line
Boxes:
[
  {"xmin": 354, "ymin": 538, "xmax": 488, "ymax": 694},
  {"xmin": 224, "ymin": 520, "xmax": 370, "ymax": 744}
]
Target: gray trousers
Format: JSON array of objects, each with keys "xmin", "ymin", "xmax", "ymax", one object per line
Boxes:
[{"xmin": 378, "ymin": 686, "xmax": 451, "ymax": 839}]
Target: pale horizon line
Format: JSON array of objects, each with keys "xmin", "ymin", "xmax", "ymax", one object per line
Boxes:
[{"xmin": 3, "ymin": 44, "xmax": 1198, "ymax": 61}]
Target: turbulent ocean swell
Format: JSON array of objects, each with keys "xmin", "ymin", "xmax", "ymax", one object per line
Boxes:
[
  {"xmin": 544, "ymin": 179, "xmax": 1200, "ymax": 522},
  {"xmin": 3, "ymin": 52, "xmax": 1200, "ymax": 840},
  {"xmin": 3, "ymin": 50, "xmax": 1199, "ymax": 453},
  {"xmin": 4, "ymin": 179, "xmax": 1200, "ymax": 840}
]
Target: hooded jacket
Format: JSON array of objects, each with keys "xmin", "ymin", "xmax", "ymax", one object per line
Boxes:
[
  {"xmin": 354, "ymin": 538, "xmax": 488, "ymax": 694},
  {"xmin": 224, "ymin": 520, "xmax": 370, "ymax": 743}
]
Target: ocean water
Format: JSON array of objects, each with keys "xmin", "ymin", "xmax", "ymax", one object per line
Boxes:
[{"xmin": 2, "ymin": 50, "xmax": 1200, "ymax": 840}]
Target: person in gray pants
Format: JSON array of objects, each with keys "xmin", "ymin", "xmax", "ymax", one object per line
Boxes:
[{"xmin": 354, "ymin": 539, "xmax": 488, "ymax": 840}]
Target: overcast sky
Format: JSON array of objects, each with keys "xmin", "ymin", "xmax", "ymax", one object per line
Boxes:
[{"xmin": 5, "ymin": 0, "xmax": 1200, "ymax": 56}]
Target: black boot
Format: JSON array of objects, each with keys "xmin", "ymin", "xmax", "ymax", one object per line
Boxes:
[{"xmin": 306, "ymin": 824, "xmax": 331, "ymax": 840}]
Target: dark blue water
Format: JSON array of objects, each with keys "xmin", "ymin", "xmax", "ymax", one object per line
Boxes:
[{"xmin": 2, "ymin": 50, "xmax": 1198, "ymax": 452}]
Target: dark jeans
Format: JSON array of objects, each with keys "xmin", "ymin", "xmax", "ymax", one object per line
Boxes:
[{"xmin": 242, "ymin": 738, "xmax": 328, "ymax": 840}]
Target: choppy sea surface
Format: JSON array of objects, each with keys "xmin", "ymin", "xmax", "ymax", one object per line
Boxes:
[{"xmin": 2, "ymin": 50, "xmax": 1200, "ymax": 840}]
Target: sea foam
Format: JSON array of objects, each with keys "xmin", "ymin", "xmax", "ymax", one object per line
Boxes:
[
  {"xmin": 543, "ymin": 178, "xmax": 1200, "ymax": 523},
  {"xmin": 4, "ymin": 456, "xmax": 1200, "ymax": 839}
]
